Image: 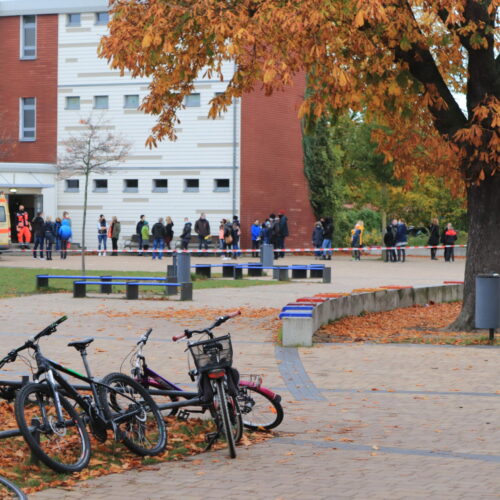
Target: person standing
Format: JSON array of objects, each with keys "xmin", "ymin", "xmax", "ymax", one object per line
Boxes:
[
  {"xmin": 321, "ymin": 216, "xmax": 333, "ymax": 260},
  {"xmin": 180, "ymin": 217, "xmax": 192, "ymax": 250},
  {"xmin": 44, "ymin": 216, "xmax": 57, "ymax": 260},
  {"xmin": 136, "ymin": 215, "xmax": 146, "ymax": 255},
  {"xmin": 231, "ymin": 221, "xmax": 241, "ymax": 259},
  {"xmin": 384, "ymin": 219, "xmax": 398, "ymax": 262},
  {"xmin": 58, "ymin": 218, "xmax": 72, "ymax": 259},
  {"xmin": 395, "ymin": 218, "xmax": 408, "ymax": 262},
  {"xmin": 223, "ymin": 219, "xmax": 233, "ymax": 259},
  {"xmin": 97, "ymin": 215, "xmax": 107, "ymax": 256},
  {"xmin": 32, "ymin": 211, "xmax": 45, "ymax": 259},
  {"xmin": 278, "ymin": 211, "xmax": 289, "ymax": 258},
  {"xmin": 428, "ymin": 218, "xmax": 440, "ymax": 260},
  {"xmin": 16, "ymin": 205, "xmax": 31, "ymax": 249},
  {"xmin": 351, "ymin": 221, "xmax": 364, "ymax": 261},
  {"xmin": 251, "ymin": 220, "xmax": 261, "ymax": 258},
  {"xmin": 54, "ymin": 217, "xmax": 62, "ymax": 251},
  {"xmin": 110, "ymin": 216, "xmax": 121, "ymax": 256},
  {"xmin": 194, "ymin": 213, "xmax": 211, "ymax": 254},
  {"xmin": 218, "ymin": 219, "xmax": 226, "ymax": 253},
  {"xmin": 151, "ymin": 217, "xmax": 166, "ymax": 259},
  {"xmin": 165, "ymin": 216, "xmax": 174, "ymax": 250},
  {"xmin": 140, "ymin": 220, "xmax": 150, "ymax": 254},
  {"xmin": 442, "ymin": 223, "xmax": 457, "ymax": 262},
  {"xmin": 269, "ymin": 214, "xmax": 281, "ymax": 259},
  {"xmin": 312, "ymin": 221, "xmax": 324, "ymax": 259}
]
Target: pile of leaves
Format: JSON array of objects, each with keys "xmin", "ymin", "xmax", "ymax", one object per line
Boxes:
[
  {"xmin": 314, "ymin": 302, "xmax": 498, "ymax": 345},
  {"xmin": 0, "ymin": 401, "xmax": 271, "ymax": 495}
]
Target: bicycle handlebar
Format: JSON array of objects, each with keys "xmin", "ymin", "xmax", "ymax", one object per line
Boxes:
[
  {"xmin": 171, "ymin": 311, "xmax": 241, "ymax": 342},
  {"xmin": 137, "ymin": 328, "xmax": 153, "ymax": 346},
  {"xmin": 0, "ymin": 316, "xmax": 68, "ymax": 368}
]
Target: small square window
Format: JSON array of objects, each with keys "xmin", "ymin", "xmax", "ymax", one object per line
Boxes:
[
  {"xmin": 67, "ymin": 14, "xmax": 81, "ymax": 27},
  {"xmin": 153, "ymin": 179, "xmax": 168, "ymax": 192},
  {"xmin": 124, "ymin": 94, "xmax": 139, "ymax": 109},
  {"xmin": 185, "ymin": 93, "xmax": 200, "ymax": 107},
  {"xmin": 95, "ymin": 12, "xmax": 109, "ymax": 25},
  {"xmin": 184, "ymin": 179, "xmax": 199, "ymax": 192},
  {"xmin": 65, "ymin": 96, "xmax": 80, "ymax": 110},
  {"xmin": 124, "ymin": 179, "xmax": 139, "ymax": 192},
  {"xmin": 65, "ymin": 179, "xmax": 80, "ymax": 192},
  {"xmin": 94, "ymin": 96, "xmax": 109, "ymax": 109},
  {"xmin": 214, "ymin": 178, "xmax": 230, "ymax": 192},
  {"xmin": 93, "ymin": 179, "xmax": 108, "ymax": 192}
]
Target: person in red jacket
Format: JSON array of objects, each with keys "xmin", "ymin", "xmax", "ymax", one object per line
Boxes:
[
  {"xmin": 441, "ymin": 223, "xmax": 457, "ymax": 262},
  {"xmin": 16, "ymin": 205, "xmax": 31, "ymax": 249}
]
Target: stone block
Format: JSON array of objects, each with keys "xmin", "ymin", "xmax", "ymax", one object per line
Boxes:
[{"xmin": 282, "ymin": 317, "xmax": 314, "ymax": 347}]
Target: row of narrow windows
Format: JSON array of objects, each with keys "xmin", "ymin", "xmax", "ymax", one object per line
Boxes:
[{"xmin": 65, "ymin": 178, "xmax": 231, "ymax": 193}]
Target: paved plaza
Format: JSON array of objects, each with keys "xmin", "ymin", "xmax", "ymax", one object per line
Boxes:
[{"xmin": 0, "ymin": 254, "xmax": 498, "ymax": 499}]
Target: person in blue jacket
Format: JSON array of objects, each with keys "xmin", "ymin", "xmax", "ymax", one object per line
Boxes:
[
  {"xmin": 395, "ymin": 218, "xmax": 408, "ymax": 262},
  {"xmin": 58, "ymin": 218, "xmax": 72, "ymax": 259},
  {"xmin": 251, "ymin": 219, "xmax": 261, "ymax": 257}
]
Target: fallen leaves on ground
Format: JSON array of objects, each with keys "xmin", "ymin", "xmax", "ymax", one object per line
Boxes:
[
  {"xmin": 314, "ymin": 302, "xmax": 498, "ymax": 345},
  {"xmin": 0, "ymin": 402, "xmax": 273, "ymax": 495}
]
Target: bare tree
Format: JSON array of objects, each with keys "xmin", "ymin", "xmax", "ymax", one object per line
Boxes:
[{"xmin": 57, "ymin": 116, "xmax": 131, "ymax": 273}]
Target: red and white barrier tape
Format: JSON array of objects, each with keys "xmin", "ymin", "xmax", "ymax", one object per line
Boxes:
[{"xmin": 11, "ymin": 244, "xmax": 466, "ymax": 254}]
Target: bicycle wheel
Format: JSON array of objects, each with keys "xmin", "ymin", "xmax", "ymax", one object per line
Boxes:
[
  {"xmin": 238, "ymin": 385, "xmax": 284, "ymax": 430},
  {"xmin": 98, "ymin": 372, "xmax": 167, "ymax": 456},
  {"xmin": 214, "ymin": 378, "xmax": 237, "ymax": 458},
  {"xmin": 0, "ymin": 476, "xmax": 27, "ymax": 500},
  {"xmin": 14, "ymin": 383, "xmax": 90, "ymax": 473}
]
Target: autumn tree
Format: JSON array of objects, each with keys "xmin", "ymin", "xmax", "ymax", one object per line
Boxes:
[
  {"xmin": 100, "ymin": 0, "xmax": 499, "ymax": 329},
  {"xmin": 57, "ymin": 117, "xmax": 131, "ymax": 273}
]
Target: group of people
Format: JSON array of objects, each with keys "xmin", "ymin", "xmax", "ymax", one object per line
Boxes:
[
  {"xmin": 16, "ymin": 206, "xmax": 72, "ymax": 260},
  {"xmin": 383, "ymin": 219, "xmax": 409, "ymax": 263},
  {"xmin": 428, "ymin": 219, "xmax": 458, "ymax": 262},
  {"xmin": 248, "ymin": 212, "xmax": 289, "ymax": 259}
]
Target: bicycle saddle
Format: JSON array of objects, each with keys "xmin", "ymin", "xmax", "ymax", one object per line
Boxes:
[{"xmin": 67, "ymin": 338, "xmax": 95, "ymax": 351}]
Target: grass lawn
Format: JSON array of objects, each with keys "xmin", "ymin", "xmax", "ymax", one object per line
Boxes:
[{"xmin": 0, "ymin": 267, "xmax": 279, "ymax": 298}]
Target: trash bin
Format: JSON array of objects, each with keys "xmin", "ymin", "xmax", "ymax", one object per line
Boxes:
[
  {"xmin": 260, "ymin": 243, "xmax": 274, "ymax": 267},
  {"xmin": 475, "ymin": 273, "xmax": 500, "ymax": 341}
]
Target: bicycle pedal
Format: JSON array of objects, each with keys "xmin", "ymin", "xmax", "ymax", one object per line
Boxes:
[
  {"xmin": 205, "ymin": 432, "xmax": 217, "ymax": 443},
  {"xmin": 177, "ymin": 410, "xmax": 190, "ymax": 421}
]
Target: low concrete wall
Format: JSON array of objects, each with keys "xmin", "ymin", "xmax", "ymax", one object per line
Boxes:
[{"xmin": 281, "ymin": 283, "xmax": 463, "ymax": 347}]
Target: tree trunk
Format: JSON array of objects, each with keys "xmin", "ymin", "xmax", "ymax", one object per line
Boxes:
[
  {"xmin": 448, "ymin": 173, "xmax": 500, "ymax": 331},
  {"xmin": 81, "ymin": 173, "xmax": 89, "ymax": 275}
]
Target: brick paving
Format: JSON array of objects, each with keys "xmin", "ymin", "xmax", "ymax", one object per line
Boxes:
[{"xmin": 0, "ymin": 255, "xmax": 498, "ymax": 498}]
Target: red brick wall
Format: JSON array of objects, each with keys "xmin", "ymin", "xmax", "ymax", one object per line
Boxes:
[
  {"xmin": 240, "ymin": 73, "xmax": 316, "ymax": 248},
  {"xmin": 0, "ymin": 15, "xmax": 58, "ymax": 163}
]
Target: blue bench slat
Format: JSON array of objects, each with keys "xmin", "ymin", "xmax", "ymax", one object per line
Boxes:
[
  {"xmin": 282, "ymin": 306, "xmax": 315, "ymax": 311},
  {"xmin": 128, "ymin": 282, "xmax": 180, "ymax": 286},
  {"xmin": 75, "ymin": 281, "xmax": 128, "ymax": 285},
  {"xmin": 279, "ymin": 313, "xmax": 313, "ymax": 319},
  {"xmin": 39, "ymin": 275, "xmax": 168, "ymax": 281}
]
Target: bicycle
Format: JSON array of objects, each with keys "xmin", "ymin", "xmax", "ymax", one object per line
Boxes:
[
  {"xmin": 0, "ymin": 316, "xmax": 167, "ymax": 473},
  {"xmin": 0, "ymin": 476, "xmax": 27, "ymax": 500}
]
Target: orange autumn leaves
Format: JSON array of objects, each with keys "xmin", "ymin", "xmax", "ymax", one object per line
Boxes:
[
  {"xmin": 99, "ymin": 0, "xmax": 499, "ymax": 184},
  {"xmin": 314, "ymin": 302, "xmax": 487, "ymax": 344}
]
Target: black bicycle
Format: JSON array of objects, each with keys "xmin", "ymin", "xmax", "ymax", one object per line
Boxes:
[
  {"xmin": 0, "ymin": 316, "xmax": 167, "ymax": 473},
  {"xmin": 0, "ymin": 476, "xmax": 27, "ymax": 499}
]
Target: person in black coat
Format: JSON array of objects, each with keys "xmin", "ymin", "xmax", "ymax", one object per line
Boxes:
[
  {"xmin": 32, "ymin": 211, "xmax": 45, "ymax": 259},
  {"xmin": 278, "ymin": 211, "xmax": 289, "ymax": 258},
  {"xmin": 151, "ymin": 218, "xmax": 166, "ymax": 260},
  {"xmin": 428, "ymin": 218, "xmax": 440, "ymax": 260},
  {"xmin": 321, "ymin": 216, "xmax": 333, "ymax": 260},
  {"xmin": 180, "ymin": 218, "xmax": 192, "ymax": 250},
  {"xmin": 312, "ymin": 222, "xmax": 324, "ymax": 259},
  {"xmin": 383, "ymin": 220, "xmax": 398, "ymax": 262},
  {"xmin": 43, "ymin": 216, "xmax": 57, "ymax": 260}
]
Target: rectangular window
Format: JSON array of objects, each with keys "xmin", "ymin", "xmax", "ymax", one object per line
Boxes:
[
  {"xmin": 93, "ymin": 179, "xmax": 108, "ymax": 192},
  {"xmin": 124, "ymin": 179, "xmax": 139, "ymax": 192},
  {"xmin": 65, "ymin": 179, "xmax": 80, "ymax": 192},
  {"xmin": 95, "ymin": 12, "xmax": 109, "ymax": 25},
  {"xmin": 67, "ymin": 13, "xmax": 81, "ymax": 27},
  {"xmin": 20, "ymin": 97, "xmax": 36, "ymax": 141},
  {"xmin": 184, "ymin": 179, "xmax": 199, "ymax": 192},
  {"xmin": 185, "ymin": 93, "xmax": 201, "ymax": 107},
  {"xmin": 65, "ymin": 96, "xmax": 80, "ymax": 110},
  {"xmin": 152, "ymin": 179, "xmax": 168, "ymax": 192},
  {"xmin": 21, "ymin": 15, "xmax": 36, "ymax": 59},
  {"xmin": 214, "ymin": 178, "xmax": 230, "ymax": 192},
  {"xmin": 0, "ymin": 206, "xmax": 6, "ymax": 223},
  {"xmin": 124, "ymin": 94, "xmax": 139, "ymax": 109},
  {"xmin": 94, "ymin": 96, "xmax": 109, "ymax": 109}
]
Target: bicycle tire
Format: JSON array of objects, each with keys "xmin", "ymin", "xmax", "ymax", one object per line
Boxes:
[
  {"xmin": 14, "ymin": 383, "xmax": 91, "ymax": 473},
  {"xmin": 98, "ymin": 372, "xmax": 167, "ymax": 456},
  {"xmin": 238, "ymin": 385, "xmax": 284, "ymax": 430},
  {"xmin": 214, "ymin": 378, "xmax": 237, "ymax": 458},
  {"xmin": 0, "ymin": 476, "xmax": 27, "ymax": 500}
]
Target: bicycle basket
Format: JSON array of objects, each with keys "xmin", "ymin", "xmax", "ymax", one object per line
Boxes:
[{"xmin": 188, "ymin": 335, "xmax": 233, "ymax": 373}]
